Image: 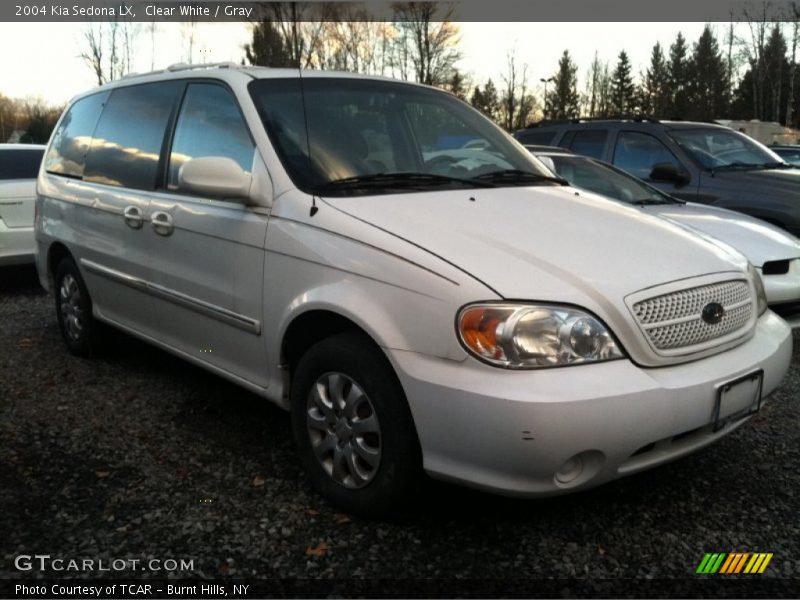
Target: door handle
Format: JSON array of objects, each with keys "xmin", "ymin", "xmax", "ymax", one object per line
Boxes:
[
  {"xmin": 151, "ymin": 211, "xmax": 174, "ymax": 236},
  {"xmin": 123, "ymin": 205, "xmax": 143, "ymax": 229}
]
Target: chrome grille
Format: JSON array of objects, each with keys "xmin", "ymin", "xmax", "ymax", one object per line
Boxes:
[{"xmin": 633, "ymin": 280, "xmax": 752, "ymax": 351}]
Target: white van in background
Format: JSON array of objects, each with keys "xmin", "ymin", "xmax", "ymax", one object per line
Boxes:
[{"xmin": 0, "ymin": 144, "xmax": 45, "ymax": 265}]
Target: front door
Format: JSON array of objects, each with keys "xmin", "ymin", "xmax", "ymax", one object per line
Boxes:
[{"xmin": 146, "ymin": 82, "xmax": 269, "ymax": 388}]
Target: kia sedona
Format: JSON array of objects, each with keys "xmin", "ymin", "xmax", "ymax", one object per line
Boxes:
[{"xmin": 35, "ymin": 65, "xmax": 792, "ymax": 516}]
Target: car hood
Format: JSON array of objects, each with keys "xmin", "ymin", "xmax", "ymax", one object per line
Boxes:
[
  {"xmin": 322, "ymin": 186, "xmax": 746, "ymax": 306},
  {"xmin": 709, "ymin": 166, "xmax": 800, "ymax": 193},
  {"xmin": 643, "ymin": 202, "xmax": 800, "ymax": 267}
]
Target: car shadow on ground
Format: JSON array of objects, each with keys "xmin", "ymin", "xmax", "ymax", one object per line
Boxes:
[
  {"xmin": 0, "ymin": 264, "xmax": 44, "ymax": 294},
  {"xmin": 109, "ymin": 328, "xmax": 701, "ymax": 525}
]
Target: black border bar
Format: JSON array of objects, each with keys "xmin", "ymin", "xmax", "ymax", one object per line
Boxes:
[{"xmin": 3, "ymin": 0, "xmax": 800, "ymax": 23}]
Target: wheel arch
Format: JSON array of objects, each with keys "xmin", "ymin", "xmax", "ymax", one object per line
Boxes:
[
  {"xmin": 281, "ymin": 309, "xmax": 386, "ymax": 376},
  {"xmin": 46, "ymin": 241, "xmax": 74, "ymax": 283}
]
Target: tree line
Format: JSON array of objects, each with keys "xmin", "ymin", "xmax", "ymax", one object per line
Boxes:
[
  {"xmin": 7, "ymin": 3, "xmax": 800, "ymax": 144},
  {"xmin": 243, "ymin": 6, "xmax": 800, "ymax": 131},
  {"xmin": 538, "ymin": 22, "xmax": 800, "ymax": 127},
  {"xmin": 0, "ymin": 96, "xmax": 63, "ymax": 144}
]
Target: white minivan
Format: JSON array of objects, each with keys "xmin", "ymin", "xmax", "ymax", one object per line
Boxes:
[{"xmin": 35, "ymin": 64, "xmax": 792, "ymax": 516}]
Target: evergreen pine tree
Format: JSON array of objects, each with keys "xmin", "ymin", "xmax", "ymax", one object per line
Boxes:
[
  {"xmin": 548, "ymin": 50, "xmax": 581, "ymax": 119},
  {"xmin": 668, "ymin": 32, "xmax": 690, "ymax": 118},
  {"xmin": 610, "ymin": 50, "xmax": 635, "ymax": 116}
]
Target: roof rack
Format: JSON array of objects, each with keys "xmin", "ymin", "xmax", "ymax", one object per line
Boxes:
[
  {"xmin": 120, "ymin": 61, "xmax": 243, "ymax": 80},
  {"xmin": 522, "ymin": 115, "xmax": 663, "ymax": 129}
]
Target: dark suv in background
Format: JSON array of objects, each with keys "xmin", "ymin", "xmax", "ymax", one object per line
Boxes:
[{"xmin": 515, "ymin": 120, "xmax": 800, "ymax": 237}]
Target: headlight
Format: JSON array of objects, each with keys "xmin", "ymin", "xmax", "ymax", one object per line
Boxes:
[
  {"xmin": 457, "ymin": 303, "xmax": 625, "ymax": 369},
  {"xmin": 748, "ymin": 263, "xmax": 768, "ymax": 316}
]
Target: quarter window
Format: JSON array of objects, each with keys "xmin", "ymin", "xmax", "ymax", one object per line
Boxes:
[
  {"xmin": 613, "ymin": 131, "xmax": 681, "ymax": 179},
  {"xmin": 516, "ymin": 130, "xmax": 557, "ymax": 146},
  {"xmin": 44, "ymin": 92, "xmax": 108, "ymax": 178},
  {"xmin": 83, "ymin": 82, "xmax": 181, "ymax": 189},
  {"xmin": 167, "ymin": 84, "xmax": 255, "ymax": 190}
]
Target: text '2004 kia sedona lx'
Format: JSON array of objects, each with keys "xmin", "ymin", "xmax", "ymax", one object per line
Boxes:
[{"xmin": 35, "ymin": 64, "xmax": 792, "ymax": 516}]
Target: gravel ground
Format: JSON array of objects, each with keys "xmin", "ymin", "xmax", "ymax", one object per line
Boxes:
[{"xmin": 1, "ymin": 264, "xmax": 798, "ymax": 597}]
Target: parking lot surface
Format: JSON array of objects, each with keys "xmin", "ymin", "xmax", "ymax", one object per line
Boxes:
[{"xmin": 1, "ymin": 265, "xmax": 798, "ymax": 596}]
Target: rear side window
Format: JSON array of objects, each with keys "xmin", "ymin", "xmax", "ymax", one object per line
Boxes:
[
  {"xmin": 84, "ymin": 82, "xmax": 181, "ymax": 190},
  {"xmin": 566, "ymin": 130, "xmax": 607, "ymax": 159},
  {"xmin": 515, "ymin": 130, "xmax": 557, "ymax": 145},
  {"xmin": 0, "ymin": 149, "xmax": 45, "ymax": 180},
  {"xmin": 44, "ymin": 92, "xmax": 108, "ymax": 178},
  {"xmin": 613, "ymin": 131, "xmax": 680, "ymax": 179},
  {"xmin": 168, "ymin": 83, "xmax": 255, "ymax": 190}
]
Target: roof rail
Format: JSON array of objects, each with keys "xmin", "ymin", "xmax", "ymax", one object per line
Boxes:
[
  {"xmin": 522, "ymin": 115, "xmax": 666, "ymax": 129},
  {"xmin": 165, "ymin": 61, "xmax": 241, "ymax": 72},
  {"xmin": 120, "ymin": 61, "xmax": 243, "ymax": 80}
]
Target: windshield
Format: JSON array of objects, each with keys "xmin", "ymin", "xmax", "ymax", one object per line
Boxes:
[
  {"xmin": 669, "ymin": 128, "xmax": 786, "ymax": 171},
  {"xmin": 536, "ymin": 154, "xmax": 672, "ymax": 205},
  {"xmin": 248, "ymin": 77, "xmax": 555, "ymax": 195}
]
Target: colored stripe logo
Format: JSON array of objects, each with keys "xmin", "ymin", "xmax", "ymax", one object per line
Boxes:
[{"xmin": 696, "ymin": 552, "xmax": 773, "ymax": 574}]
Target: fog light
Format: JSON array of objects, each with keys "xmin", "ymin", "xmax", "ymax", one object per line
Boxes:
[{"xmin": 555, "ymin": 455, "xmax": 584, "ymax": 484}]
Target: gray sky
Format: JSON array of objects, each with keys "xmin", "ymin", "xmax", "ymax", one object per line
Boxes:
[{"xmin": 0, "ymin": 22, "xmax": 715, "ymax": 104}]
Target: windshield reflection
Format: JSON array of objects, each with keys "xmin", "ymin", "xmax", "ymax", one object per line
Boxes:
[{"xmin": 248, "ymin": 77, "xmax": 554, "ymax": 195}]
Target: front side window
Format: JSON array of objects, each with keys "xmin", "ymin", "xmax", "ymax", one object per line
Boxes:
[
  {"xmin": 538, "ymin": 154, "xmax": 671, "ymax": 205},
  {"xmin": 83, "ymin": 82, "xmax": 181, "ymax": 189},
  {"xmin": 168, "ymin": 84, "xmax": 255, "ymax": 190},
  {"xmin": 612, "ymin": 131, "xmax": 681, "ymax": 179},
  {"xmin": 669, "ymin": 128, "xmax": 786, "ymax": 171},
  {"xmin": 44, "ymin": 92, "xmax": 108, "ymax": 179},
  {"xmin": 248, "ymin": 78, "xmax": 557, "ymax": 195},
  {"xmin": 0, "ymin": 149, "xmax": 45, "ymax": 180}
]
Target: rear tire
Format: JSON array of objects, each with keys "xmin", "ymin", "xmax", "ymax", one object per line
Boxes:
[
  {"xmin": 289, "ymin": 333, "xmax": 422, "ymax": 518},
  {"xmin": 54, "ymin": 256, "xmax": 106, "ymax": 357}
]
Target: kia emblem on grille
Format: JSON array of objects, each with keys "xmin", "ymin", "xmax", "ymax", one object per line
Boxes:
[{"xmin": 702, "ymin": 302, "xmax": 725, "ymax": 324}]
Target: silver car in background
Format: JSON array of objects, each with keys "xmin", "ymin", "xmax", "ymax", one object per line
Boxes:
[
  {"xmin": 0, "ymin": 144, "xmax": 45, "ymax": 265},
  {"xmin": 530, "ymin": 146, "xmax": 800, "ymax": 327}
]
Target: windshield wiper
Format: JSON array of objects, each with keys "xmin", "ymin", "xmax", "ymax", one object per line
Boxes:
[
  {"xmin": 471, "ymin": 169, "xmax": 568, "ymax": 185},
  {"xmin": 317, "ymin": 172, "xmax": 496, "ymax": 192},
  {"xmin": 630, "ymin": 198, "xmax": 672, "ymax": 205},
  {"xmin": 762, "ymin": 161, "xmax": 796, "ymax": 170}
]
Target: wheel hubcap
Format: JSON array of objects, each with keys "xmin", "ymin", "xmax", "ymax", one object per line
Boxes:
[
  {"xmin": 306, "ymin": 372, "xmax": 382, "ymax": 489},
  {"xmin": 59, "ymin": 274, "xmax": 84, "ymax": 342}
]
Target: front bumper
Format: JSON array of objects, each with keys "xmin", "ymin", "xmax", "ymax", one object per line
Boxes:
[
  {"xmin": 0, "ymin": 221, "xmax": 35, "ymax": 266},
  {"xmin": 390, "ymin": 311, "xmax": 792, "ymax": 496}
]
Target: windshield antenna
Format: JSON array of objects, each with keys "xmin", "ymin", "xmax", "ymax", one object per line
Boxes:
[{"xmin": 297, "ymin": 63, "xmax": 319, "ymax": 217}]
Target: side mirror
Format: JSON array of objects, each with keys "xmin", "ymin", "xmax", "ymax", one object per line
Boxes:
[
  {"xmin": 649, "ymin": 162, "xmax": 690, "ymax": 187},
  {"xmin": 178, "ymin": 156, "xmax": 252, "ymax": 200}
]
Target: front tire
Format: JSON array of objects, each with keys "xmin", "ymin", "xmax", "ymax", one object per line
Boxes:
[
  {"xmin": 54, "ymin": 257, "xmax": 105, "ymax": 357},
  {"xmin": 290, "ymin": 333, "xmax": 422, "ymax": 518}
]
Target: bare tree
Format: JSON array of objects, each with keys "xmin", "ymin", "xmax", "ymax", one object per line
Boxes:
[
  {"xmin": 80, "ymin": 24, "xmax": 105, "ymax": 84},
  {"xmin": 786, "ymin": 5, "xmax": 799, "ymax": 124},
  {"xmin": 121, "ymin": 21, "xmax": 140, "ymax": 75},
  {"xmin": 182, "ymin": 20, "xmax": 197, "ymax": 64},
  {"xmin": 739, "ymin": 2, "xmax": 771, "ymax": 119},
  {"xmin": 499, "ymin": 50, "xmax": 534, "ymax": 130},
  {"xmin": 391, "ymin": 2, "xmax": 461, "ymax": 86},
  {"xmin": 0, "ymin": 93, "xmax": 18, "ymax": 142},
  {"xmin": 148, "ymin": 22, "xmax": 157, "ymax": 71}
]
